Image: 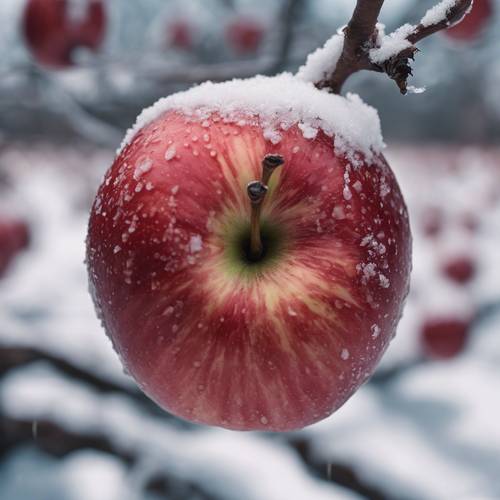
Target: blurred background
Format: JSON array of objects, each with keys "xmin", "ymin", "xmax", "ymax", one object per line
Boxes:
[{"xmin": 0, "ymin": 1, "xmax": 499, "ymax": 499}]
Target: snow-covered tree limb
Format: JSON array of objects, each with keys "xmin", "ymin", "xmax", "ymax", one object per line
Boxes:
[{"xmin": 302, "ymin": 0, "xmax": 473, "ymax": 95}]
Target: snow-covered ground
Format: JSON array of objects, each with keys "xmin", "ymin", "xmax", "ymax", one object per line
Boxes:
[{"xmin": 0, "ymin": 144, "xmax": 499, "ymax": 500}]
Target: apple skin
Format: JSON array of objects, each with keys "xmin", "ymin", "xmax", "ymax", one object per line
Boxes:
[
  {"xmin": 0, "ymin": 217, "xmax": 30, "ymax": 278},
  {"xmin": 445, "ymin": 0, "xmax": 493, "ymax": 41},
  {"xmin": 87, "ymin": 111, "xmax": 411, "ymax": 431},
  {"xmin": 23, "ymin": 0, "xmax": 106, "ymax": 68},
  {"xmin": 225, "ymin": 18, "xmax": 264, "ymax": 54},
  {"xmin": 421, "ymin": 317, "xmax": 470, "ymax": 359}
]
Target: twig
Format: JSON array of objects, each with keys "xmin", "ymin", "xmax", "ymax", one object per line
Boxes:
[
  {"xmin": 0, "ymin": 345, "xmax": 190, "ymax": 426},
  {"xmin": 317, "ymin": 0, "xmax": 473, "ymax": 94},
  {"xmin": 0, "ymin": 416, "xmax": 217, "ymax": 499}
]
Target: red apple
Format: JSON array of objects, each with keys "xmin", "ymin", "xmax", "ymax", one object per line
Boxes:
[
  {"xmin": 0, "ymin": 217, "xmax": 30, "ymax": 278},
  {"xmin": 460, "ymin": 212, "xmax": 479, "ymax": 233},
  {"xmin": 87, "ymin": 110, "xmax": 411, "ymax": 431},
  {"xmin": 441, "ymin": 255, "xmax": 476, "ymax": 285},
  {"xmin": 445, "ymin": 0, "xmax": 493, "ymax": 41},
  {"xmin": 421, "ymin": 317, "xmax": 470, "ymax": 359},
  {"xmin": 225, "ymin": 18, "xmax": 264, "ymax": 54},
  {"xmin": 421, "ymin": 206, "xmax": 444, "ymax": 238},
  {"xmin": 166, "ymin": 19, "xmax": 194, "ymax": 50},
  {"xmin": 23, "ymin": 0, "xmax": 106, "ymax": 68}
]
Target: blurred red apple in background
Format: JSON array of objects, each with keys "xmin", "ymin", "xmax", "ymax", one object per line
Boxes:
[
  {"xmin": 441, "ymin": 254, "xmax": 476, "ymax": 285},
  {"xmin": 0, "ymin": 217, "xmax": 30, "ymax": 278},
  {"xmin": 421, "ymin": 317, "xmax": 470, "ymax": 359},
  {"xmin": 87, "ymin": 95, "xmax": 411, "ymax": 430},
  {"xmin": 23, "ymin": 0, "xmax": 106, "ymax": 68},
  {"xmin": 225, "ymin": 17, "xmax": 264, "ymax": 54},
  {"xmin": 421, "ymin": 206, "xmax": 444, "ymax": 238},
  {"xmin": 166, "ymin": 19, "xmax": 194, "ymax": 50},
  {"xmin": 460, "ymin": 212, "xmax": 480, "ymax": 233},
  {"xmin": 445, "ymin": 0, "xmax": 493, "ymax": 41}
]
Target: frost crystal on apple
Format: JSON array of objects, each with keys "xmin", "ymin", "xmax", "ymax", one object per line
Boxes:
[
  {"xmin": 164, "ymin": 145, "xmax": 176, "ymax": 161},
  {"xmin": 119, "ymin": 73, "xmax": 385, "ymax": 164},
  {"xmin": 189, "ymin": 235, "xmax": 203, "ymax": 253},
  {"xmin": 133, "ymin": 158, "xmax": 152, "ymax": 181}
]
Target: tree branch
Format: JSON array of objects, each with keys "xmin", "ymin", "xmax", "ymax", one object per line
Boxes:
[
  {"xmin": 317, "ymin": 0, "xmax": 473, "ymax": 95},
  {"xmin": 320, "ymin": 0, "xmax": 384, "ymax": 94},
  {"xmin": 0, "ymin": 345, "xmax": 190, "ymax": 426}
]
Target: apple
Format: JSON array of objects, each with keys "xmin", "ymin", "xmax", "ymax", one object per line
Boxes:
[
  {"xmin": 23, "ymin": 0, "xmax": 106, "ymax": 68},
  {"xmin": 421, "ymin": 317, "xmax": 470, "ymax": 359},
  {"xmin": 87, "ymin": 83, "xmax": 411, "ymax": 431},
  {"xmin": 421, "ymin": 206, "xmax": 444, "ymax": 238},
  {"xmin": 0, "ymin": 217, "xmax": 30, "ymax": 278},
  {"xmin": 166, "ymin": 19, "xmax": 194, "ymax": 50},
  {"xmin": 441, "ymin": 254, "xmax": 476, "ymax": 285},
  {"xmin": 225, "ymin": 17, "xmax": 264, "ymax": 54},
  {"xmin": 460, "ymin": 212, "xmax": 479, "ymax": 233},
  {"xmin": 445, "ymin": 0, "xmax": 493, "ymax": 41}
]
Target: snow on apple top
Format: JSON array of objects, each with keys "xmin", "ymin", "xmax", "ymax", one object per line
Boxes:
[{"xmin": 119, "ymin": 72, "xmax": 385, "ymax": 166}]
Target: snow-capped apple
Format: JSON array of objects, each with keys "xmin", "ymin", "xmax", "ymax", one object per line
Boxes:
[
  {"xmin": 441, "ymin": 254, "xmax": 476, "ymax": 285},
  {"xmin": 225, "ymin": 17, "xmax": 264, "ymax": 54},
  {"xmin": 0, "ymin": 217, "xmax": 30, "ymax": 278},
  {"xmin": 23, "ymin": 0, "xmax": 106, "ymax": 68},
  {"xmin": 87, "ymin": 74, "xmax": 411, "ymax": 431},
  {"xmin": 445, "ymin": 0, "xmax": 492, "ymax": 41},
  {"xmin": 421, "ymin": 317, "xmax": 470, "ymax": 359}
]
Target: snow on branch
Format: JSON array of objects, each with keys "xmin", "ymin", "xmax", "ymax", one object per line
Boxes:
[{"xmin": 301, "ymin": 0, "xmax": 473, "ymax": 95}]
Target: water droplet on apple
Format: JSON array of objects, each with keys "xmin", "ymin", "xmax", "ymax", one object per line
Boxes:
[
  {"xmin": 260, "ymin": 416, "xmax": 268, "ymax": 425},
  {"xmin": 341, "ymin": 348, "xmax": 350, "ymax": 360}
]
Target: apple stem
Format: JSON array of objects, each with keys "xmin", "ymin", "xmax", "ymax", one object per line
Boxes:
[{"xmin": 246, "ymin": 154, "xmax": 284, "ymax": 261}]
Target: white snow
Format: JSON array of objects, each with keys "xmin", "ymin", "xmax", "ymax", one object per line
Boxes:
[
  {"xmin": 369, "ymin": 24, "xmax": 414, "ymax": 64},
  {"xmin": 296, "ymin": 32, "xmax": 344, "ymax": 84},
  {"xmin": 421, "ymin": 0, "xmax": 462, "ymax": 27},
  {"xmin": 0, "ymin": 363, "xmax": 361, "ymax": 500},
  {"xmin": 407, "ymin": 85, "xmax": 426, "ymax": 94},
  {"xmin": 119, "ymin": 73, "xmax": 385, "ymax": 164}
]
